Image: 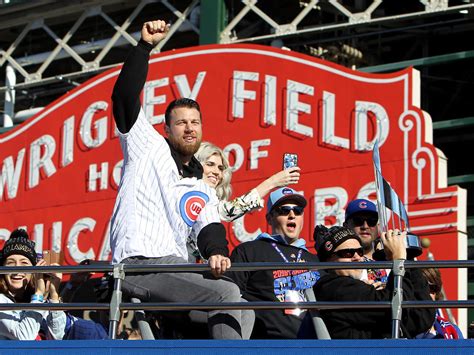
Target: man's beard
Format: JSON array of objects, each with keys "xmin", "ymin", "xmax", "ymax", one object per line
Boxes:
[
  {"xmin": 169, "ymin": 135, "xmax": 201, "ymax": 157},
  {"xmin": 361, "ymin": 238, "xmax": 375, "ymax": 253}
]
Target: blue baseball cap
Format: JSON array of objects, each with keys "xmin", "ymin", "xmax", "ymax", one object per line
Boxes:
[
  {"xmin": 267, "ymin": 187, "xmax": 307, "ymax": 214},
  {"xmin": 345, "ymin": 199, "xmax": 378, "ymax": 221}
]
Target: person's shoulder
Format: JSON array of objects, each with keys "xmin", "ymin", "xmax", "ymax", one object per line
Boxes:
[
  {"xmin": 234, "ymin": 239, "xmax": 266, "ymax": 250},
  {"xmin": 231, "ymin": 238, "xmax": 271, "ymax": 256},
  {"xmin": 177, "ymin": 178, "xmax": 218, "ymax": 200},
  {"xmin": 0, "ymin": 293, "xmax": 13, "ymax": 303},
  {"xmin": 301, "ymin": 250, "xmax": 319, "ymax": 261},
  {"xmin": 317, "ymin": 273, "xmax": 360, "ymax": 288},
  {"xmin": 302, "ymin": 252, "xmax": 319, "ymax": 263}
]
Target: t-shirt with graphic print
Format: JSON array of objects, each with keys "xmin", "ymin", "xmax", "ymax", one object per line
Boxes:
[{"xmin": 227, "ymin": 234, "xmax": 322, "ymax": 339}]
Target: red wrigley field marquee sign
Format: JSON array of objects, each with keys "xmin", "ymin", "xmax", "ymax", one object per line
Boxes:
[{"xmin": 0, "ymin": 44, "xmax": 467, "ymax": 327}]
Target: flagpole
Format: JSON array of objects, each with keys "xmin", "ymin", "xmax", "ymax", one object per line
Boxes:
[{"xmin": 372, "ymin": 141, "xmax": 402, "ymax": 339}]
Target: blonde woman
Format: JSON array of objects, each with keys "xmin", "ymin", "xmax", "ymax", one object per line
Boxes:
[{"xmin": 195, "ymin": 142, "xmax": 301, "ymax": 222}]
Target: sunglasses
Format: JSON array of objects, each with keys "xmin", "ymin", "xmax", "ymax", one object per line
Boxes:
[
  {"xmin": 275, "ymin": 205, "xmax": 304, "ymax": 216},
  {"xmin": 351, "ymin": 216, "xmax": 378, "ymax": 227},
  {"xmin": 333, "ymin": 247, "xmax": 364, "ymax": 259}
]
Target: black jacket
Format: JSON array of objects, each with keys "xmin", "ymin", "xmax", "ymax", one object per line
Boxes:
[
  {"xmin": 313, "ymin": 268, "xmax": 435, "ymax": 339},
  {"xmin": 226, "ymin": 234, "xmax": 322, "ymax": 339}
]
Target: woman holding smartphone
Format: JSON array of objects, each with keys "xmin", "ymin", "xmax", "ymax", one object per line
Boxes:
[
  {"xmin": 195, "ymin": 142, "xmax": 301, "ymax": 222},
  {"xmin": 0, "ymin": 229, "xmax": 66, "ymax": 340}
]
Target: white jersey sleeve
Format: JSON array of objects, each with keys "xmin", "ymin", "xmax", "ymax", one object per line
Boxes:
[
  {"xmin": 117, "ymin": 108, "xmax": 169, "ymax": 163},
  {"xmin": 193, "ymin": 199, "xmax": 220, "ymax": 236}
]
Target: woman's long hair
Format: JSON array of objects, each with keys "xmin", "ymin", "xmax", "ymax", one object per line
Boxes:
[
  {"xmin": 0, "ymin": 273, "xmax": 36, "ymax": 303},
  {"xmin": 195, "ymin": 142, "xmax": 232, "ymax": 200},
  {"xmin": 421, "ymin": 268, "xmax": 443, "ymax": 301}
]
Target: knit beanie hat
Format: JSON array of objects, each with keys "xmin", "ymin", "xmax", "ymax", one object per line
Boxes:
[
  {"xmin": 314, "ymin": 225, "xmax": 361, "ymax": 261},
  {"xmin": 1, "ymin": 229, "xmax": 37, "ymax": 266}
]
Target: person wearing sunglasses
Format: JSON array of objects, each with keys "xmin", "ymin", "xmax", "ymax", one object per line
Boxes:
[
  {"xmin": 313, "ymin": 225, "xmax": 434, "ymax": 339},
  {"xmin": 226, "ymin": 187, "xmax": 322, "ymax": 339},
  {"xmin": 344, "ymin": 199, "xmax": 389, "ymax": 285},
  {"xmin": 344, "ymin": 199, "xmax": 379, "ymax": 259}
]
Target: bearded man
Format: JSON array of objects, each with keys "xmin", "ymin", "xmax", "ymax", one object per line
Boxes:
[{"xmin": 109, "ymin": 20, "xmax": 252, "ymax": 339}]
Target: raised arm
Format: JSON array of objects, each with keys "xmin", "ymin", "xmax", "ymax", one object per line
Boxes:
[
  {"xmin": 218, "ymin": 167, "xmax": 301, "ymax": 222},
  {"xmin": 254, "ymin": 167, "xmax": 301, "ymax": 198},
  {"xmin": 112, "ymin": 20, "xmax": 169, "ymax": 133}
]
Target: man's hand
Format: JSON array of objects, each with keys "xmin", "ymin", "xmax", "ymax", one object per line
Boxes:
[
  {"xmin": 363, "ymin": 279, "xmax": 386, "ymax": 290},
  {"xmin": 381, "ymin": 229, "xmax": 407, "ymax": 261},
  {"xmin": 141, "ymin": 20, "xmax": 170, "ymax": 47},
  {"xmin": 208, "ymin": 254, "xmax": 231, "ymax": 278}
]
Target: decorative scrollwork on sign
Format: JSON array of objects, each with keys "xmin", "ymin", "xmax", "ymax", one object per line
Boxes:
[{"xmin": 399, "ymin": 109, "xmax": 436, "ymax": 203}]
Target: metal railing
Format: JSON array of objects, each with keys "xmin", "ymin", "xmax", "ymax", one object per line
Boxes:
[{"xmin": 1, "ymin": 260, "xmax": 473, "ymax": 339}]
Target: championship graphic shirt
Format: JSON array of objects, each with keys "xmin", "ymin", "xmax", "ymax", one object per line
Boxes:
[
  {"xmin": 227, "ymin": 237, "xmax": 322, "ymax": 338},
  {"xmin": 272, "ymin": 261, "xmax": 320, "ymax": 315}
]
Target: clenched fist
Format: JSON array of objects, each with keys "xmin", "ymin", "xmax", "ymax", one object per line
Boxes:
[{"xmin": 142, "ymin": 20, "xmax": 170, "ymax": 47}]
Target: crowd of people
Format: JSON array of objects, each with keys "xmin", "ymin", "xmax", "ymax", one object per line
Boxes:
[{"xmin": 0, "ymin": 19, "xmax": 465, "ymax": 341}]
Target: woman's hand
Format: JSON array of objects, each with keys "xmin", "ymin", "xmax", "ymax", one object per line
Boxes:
[
  {"xmin": 46, "ymin": 263, "xmax": 63, "ymax": 301},
  {"xmin": 255, "ymin": 167, "xmax": 302, "ymax": 201},
  {"xmin": 34, "ymin": 259, "xmax": 46, "ymax": 296},
  {"xmin": 269, "ymin": 167, "xmax": 301, "ymax": 188}
]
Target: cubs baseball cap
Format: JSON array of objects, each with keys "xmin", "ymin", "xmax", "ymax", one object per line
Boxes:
[
  {"xmin": 345, "ymin": 198, "xmax": 378, "ymax": 221},
  {"xmin": 267, "ymin": 187, "xmax": 307, "ymax": 214}
]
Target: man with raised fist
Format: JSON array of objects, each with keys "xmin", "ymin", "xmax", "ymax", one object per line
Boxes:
[{"xmin": 109, "ymin": 20, "xmax": 252, "ymax": 339}]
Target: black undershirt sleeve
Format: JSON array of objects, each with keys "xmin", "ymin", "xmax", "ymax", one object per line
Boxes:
[
  {"xmin": 111, "ymin": 40, "xmax": 154, "ymax": 134},
  {"xmin": 197, "ymin": 223, "xmax": 229, "ymax": 259}
]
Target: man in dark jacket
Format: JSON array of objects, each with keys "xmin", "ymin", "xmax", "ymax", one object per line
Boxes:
[
  {"xmin": 313, "ymin": 225, "xmax": 435, "ymax": 339},
  {"xmin": 226, "ymin": 187, "xmax": 321, "ymax": 338}
]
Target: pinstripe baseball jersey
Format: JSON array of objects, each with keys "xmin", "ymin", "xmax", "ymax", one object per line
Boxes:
[{"xmin": 110, "ymin": 109, "xmax": 220, "ymax": 263}]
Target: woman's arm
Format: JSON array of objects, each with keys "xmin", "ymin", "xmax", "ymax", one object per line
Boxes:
[
  {"xmin": 218, "ymin": 167, "xmax": 301, "ymax": 222},
  {"xmin": 254, "ymin": 167, "xmax": 301, "ymax": 198},
  {"xmin": 44, "ymin": 263, "xmax": 66, "ymax": 340},
  {"xmin": 45, "ymin": 306, "xmax": 66, "ymax": 340},
  {"xmin": 0, "ymin": 294, "xmax": 45, "ymax": 340}
]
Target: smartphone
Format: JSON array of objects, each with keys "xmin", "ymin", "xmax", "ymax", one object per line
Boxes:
[
  {"xmin": 283, "ymin": 153, "xmax": 298, "ymax": 169},
  {"xmin": 42, "ymin": 250, "xmax": 64, "ymax": 265}
]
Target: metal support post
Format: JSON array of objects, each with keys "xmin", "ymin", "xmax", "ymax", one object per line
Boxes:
[
  {"xmin": 391, "ymin": 259, "xmax": 406, "ymax": 339},
  {"xmin": 108, "ymin": 263, "xmax": 125, "ymax": 339},
  {"xmin": 304, "ymin": 288, "xmax": 331, "ymax": 339},
  {"xmin": 131, "ymin": 298, "xmax": 155, "ymax": 340},
  {"xmin": 2, "ymin": 65, "xmax": 15, "ymax": 127},
  {"xmin": 200, "ymin": 0, "xmax": 226, "ymax": 44}
]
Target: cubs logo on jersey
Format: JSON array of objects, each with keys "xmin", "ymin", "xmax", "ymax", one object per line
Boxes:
[{"xmin": 179, "ymin": 191, "xmax": 210, "ymax": 226}]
